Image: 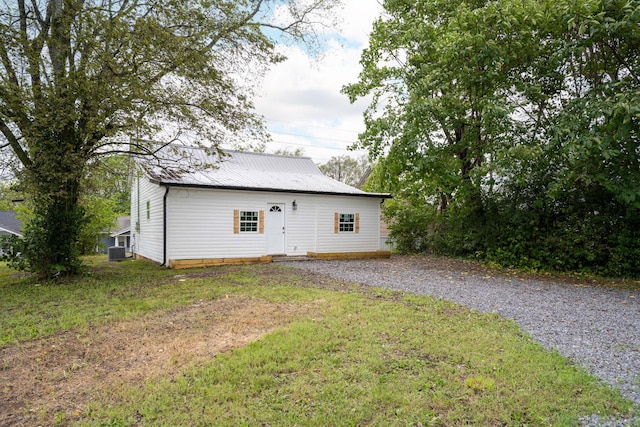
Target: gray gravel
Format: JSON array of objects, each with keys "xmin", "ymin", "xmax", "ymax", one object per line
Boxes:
[{"xmin": 284, "ymin": 256, "xmax": 640, "ymax": 425}]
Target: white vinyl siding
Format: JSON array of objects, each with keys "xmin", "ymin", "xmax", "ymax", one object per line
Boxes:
[
  {"xmin": 133, "ymin": 183, "xmax": 383, "ymax": 262},
  {"xmin": 316, "ymin": 197, "xmax": 380, "ymax": 253},
  {"xmin": 284, "ymin": 195, "xmax": 317, "ymax": 256},
  {"xmin": 131, "ymin": 176, "xmax": 165, "ymax": 263},
  {"xmin": 166, "ymin": 188, "xmax": 267, "ymax": 260}
]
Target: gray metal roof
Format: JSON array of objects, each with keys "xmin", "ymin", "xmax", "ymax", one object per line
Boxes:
[
  {"xmin": 0, "ymin": 211, "xmax": 22, "ymax": 236},
  {"xmin": 143, "ymin": 147, "xmax": 391, "ymax": 198}
]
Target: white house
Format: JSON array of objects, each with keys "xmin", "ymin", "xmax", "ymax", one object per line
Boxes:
[{"xmin": 131, "ymin": 148, "xmax": 391, "ymax": 269}]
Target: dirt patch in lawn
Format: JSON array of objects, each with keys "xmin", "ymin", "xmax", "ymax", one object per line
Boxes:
[{"xmin": 0, "ymin": 296, "xmax": 319, "ymax": 426}]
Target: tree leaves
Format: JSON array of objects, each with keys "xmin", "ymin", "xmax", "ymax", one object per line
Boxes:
[
  {"xmin": 350, "ymin": 0, "xmax": 640, "ymax": 276},
  {"xmin": 319, "ymin": 155, "xmax": 369, "ymax": 187}
]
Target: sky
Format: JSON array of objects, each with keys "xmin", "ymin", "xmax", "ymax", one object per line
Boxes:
[{"xmin": 251, "ymin": 0, "xmax": 384, "ymax": 165}]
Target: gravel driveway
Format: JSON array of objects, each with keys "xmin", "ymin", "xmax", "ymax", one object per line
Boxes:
[{"xmin": 284, "ymin": 256, "xmax": 640, "ymax": 413}]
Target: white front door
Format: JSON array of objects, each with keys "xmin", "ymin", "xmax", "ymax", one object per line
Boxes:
[{"xmin": 266, "ymin": 203, "xmax": 285, "ymax": 255}]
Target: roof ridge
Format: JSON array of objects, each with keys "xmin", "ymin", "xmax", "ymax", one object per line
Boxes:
[{"xmin": 223, "ymin": 149, "xmax": 313, "ymax": 161}]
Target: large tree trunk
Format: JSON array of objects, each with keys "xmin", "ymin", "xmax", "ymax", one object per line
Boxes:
[{"xmin": 25, "ymin": 130, "xmax": 86, "ymax": 278}]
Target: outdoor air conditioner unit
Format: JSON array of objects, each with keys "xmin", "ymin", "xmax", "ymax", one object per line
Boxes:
[{"xmin": 107, "ymin": 246, "xmax": 126, "ymax": 262}]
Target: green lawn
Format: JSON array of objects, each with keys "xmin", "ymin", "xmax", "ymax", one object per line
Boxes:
[{"xmin": 0, "ymin": 257, "xmax": 636, "ymax": 426}]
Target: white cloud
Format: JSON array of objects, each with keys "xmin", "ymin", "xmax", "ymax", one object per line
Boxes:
[
  {"xmin": 252, "ymin": 0, "xmax": 383, "ymax": 165},
  {"xmin": 337, "ymin": 0, "xmax": 384, "ymax": 46}
]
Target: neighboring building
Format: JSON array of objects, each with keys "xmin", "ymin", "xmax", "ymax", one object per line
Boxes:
[
  {"xmin": 0, "ymin": 211, "xmax": 22, "ymax": 256},
  {"xmin": 100, "ymin": 216, "xmax": 132, "ymax": 253},
  {"xmin": 0, "ymin": 211, "xmax": 22, "ymax": 238},
  {"xmin": 131, "ymin": 148, "xmax": 392, "ymax": 268}
]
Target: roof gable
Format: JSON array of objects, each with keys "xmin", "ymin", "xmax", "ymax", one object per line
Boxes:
[{"xmin": 142, "ymin": 147, "xmax": 390, "ymax": 198}]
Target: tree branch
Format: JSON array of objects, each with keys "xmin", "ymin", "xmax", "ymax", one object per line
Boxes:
[
  {"xmin": 145, "ymin": 0, "xmax": 266, "ymax": 87},
  {"xmin": 22, "ymin": 0, "xmax": 51, "ymax": 105},
  {"xmin": 0, "ymin": 41, "xmax": 21, "ymax": 92},
  {"xmin": 258, "ymin": 0, "xmax": 328, "ymax": 37},
  {"xmin": 0, "ymin": 119, "xmax": 31, "ymax": 167},
  {"xmin": 602, "ymin": 40, "xmax": 640, "ymax": 85}
]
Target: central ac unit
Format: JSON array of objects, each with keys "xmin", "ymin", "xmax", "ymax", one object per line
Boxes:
[{"xmin": 108, "ymin": 246, "xmax": 126, "ymax": 262}]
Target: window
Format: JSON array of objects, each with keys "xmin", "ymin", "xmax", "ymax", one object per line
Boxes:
[
  {"xmin": 334, "ymin": 212, "xmax": 360, "ymax": 233},
  {"xmin": 339, "ymin": 213, "xmax": 355, "ymax": 232},
  {"xmin": 240, "ymin": 211, "xmax": 259, "ymax": 232},
  {"xmin": 234, "ymin": 210, "xmax": 264, "ymax": 234}
]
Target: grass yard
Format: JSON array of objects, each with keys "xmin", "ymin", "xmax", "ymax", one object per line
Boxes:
[{"xmin": 0, "ymin": 256, "xmax": 637, "ymax": 426}]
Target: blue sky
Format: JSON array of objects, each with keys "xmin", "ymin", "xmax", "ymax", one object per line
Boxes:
[{"xmin": 252, "ymin": 0, "xmax": 384, "ymax": 165}]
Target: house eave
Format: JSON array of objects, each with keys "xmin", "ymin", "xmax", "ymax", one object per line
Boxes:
[
  {"xmin": 0, "ymin": 226, "xmax": 22, "ymax": 237},
  {"xmin": 149, "ymin": 180, "xmax": 392, "ymax": 199},
  {"xmin": 109, "ymin": 227, "xmax": 131, "ymax": 238}
]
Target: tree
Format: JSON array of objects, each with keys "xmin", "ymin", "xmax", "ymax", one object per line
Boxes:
[
  {"xmin": 77, "ymin": 194, "xmax": 118, "ymax": 254},
  {"xmin": 345, "ymin": 0, "xmax": 640, "ymax": 276},
  {"xmin": 273, "ymin": 147, "xmax": 306, "ymax": 157},
  {"xmin": 77, "ymin": 154, "xmax": 132, "ymax": 254},
  {"xmin": 319, "ymin": 155, "xmax": 369, "ymax": 186},
  {"xmin": 231, "ymin": 140, "xmax": 306, "ymax": 156},
  {"xmin": 0, "ymin": 0, "xmax": 339, "ymax": 278},
  {"xmin": 343, "ymin": 0, "xmax": 544, "ymax": 248},
  {"xmin": 83, "ymin": 155, "xmax": 132, "ymax": 215}
]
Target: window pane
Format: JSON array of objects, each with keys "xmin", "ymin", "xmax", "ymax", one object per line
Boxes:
[
  {"xmin": 340, "ymin": 214, "xmax": 354, "ymax": 223},
  {"xmin": 339, "ymin": 223, "xmax": 354, "ymax": 232}
]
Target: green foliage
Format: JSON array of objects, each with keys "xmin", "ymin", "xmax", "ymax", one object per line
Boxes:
[
  {"xmin": 0, "ymin": 182, "xmax": 23, "ymax": 211},
  {"xmin": 346, "ymin": 0, "xmax": 640, "ymax": 277},
  {"xmin": 0, "ymin": 234, "xmax": 28, "ymax": 271},
  {"xmin": 83, "ymin": 156, "xmax": 132, "ymax": 216},
  {"xmin": 0, "ymin": 205, "xmax": 85, "ymax": 278},
  {"xmin": 24, "ymin": 195, "xmax": 85, "ymax": 278},
  {"xmin": 77, "ymin": 155, "xmax": 132, "ymax": 255},
  {"xmin": 78, "ymin": 195, "xmax": 119, "ymax": 255},
  {"xmin": 1, "ymin": 176, "xmax": 113, "ymax": 272}
]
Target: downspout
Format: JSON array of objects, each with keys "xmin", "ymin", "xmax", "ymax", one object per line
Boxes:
[
  {"xmin": 163, "ymin": 185, "xmax": 169, "ymax": 267},
  {"xmin": 133, "ymin": 175, "xmax": 140, "ymax": 256},
  {"xmin": 137, "ymin": 176, "xmax": 140, "ymax": 228}
]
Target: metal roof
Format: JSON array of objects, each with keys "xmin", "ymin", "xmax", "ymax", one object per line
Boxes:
[
  {"xmin": 0, "ymin": 211, "xmax": 22, "ymax": 236},
  {"xmin": 143, "ymin": 147, "xmax": 391, "ymax": 198}
]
